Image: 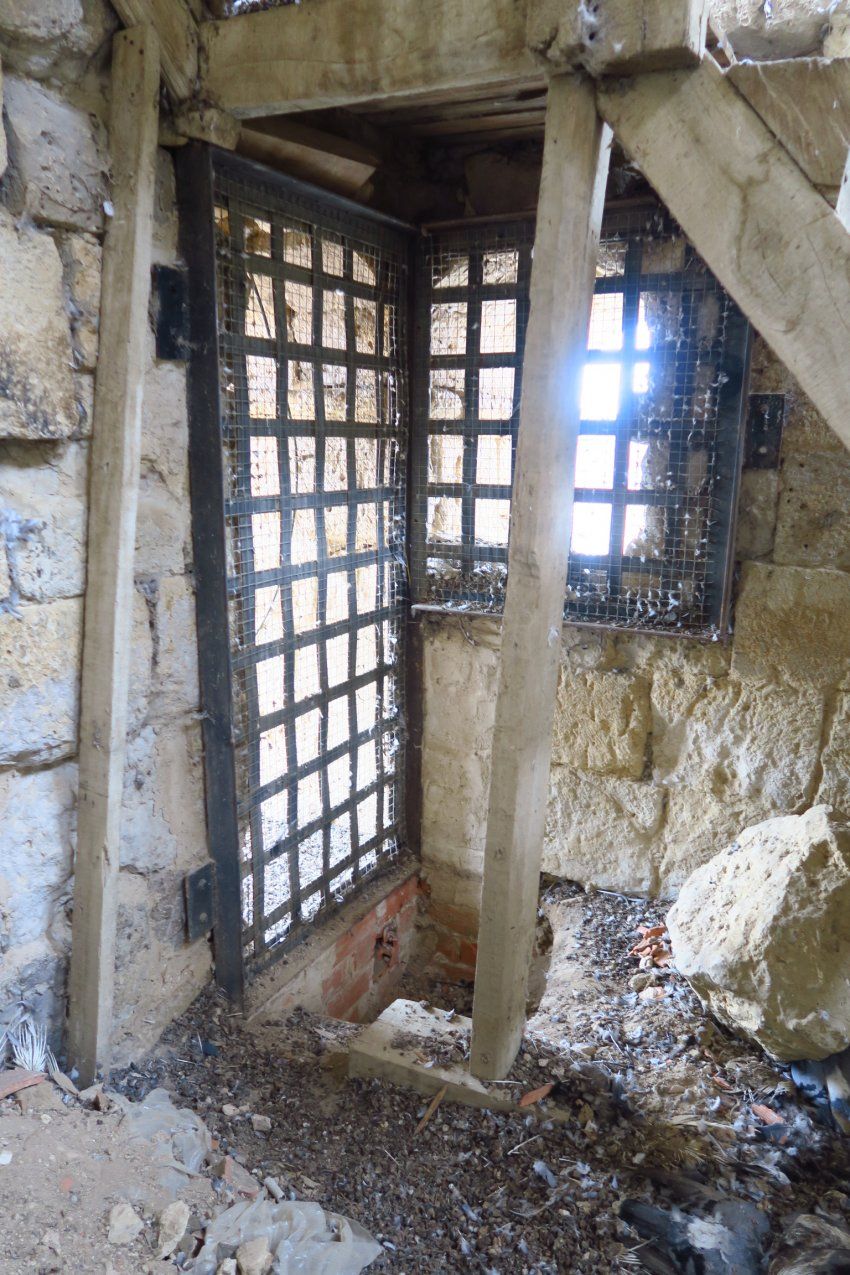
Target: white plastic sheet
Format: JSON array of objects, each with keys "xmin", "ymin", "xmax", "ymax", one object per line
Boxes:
[
  {"xmin": 193, "ymin": 1197, "xmax": 383, "ymax": 1274},
  {"xmin": 111, "ymin": 1087, "xmax": 213, "ymax": 1191}
]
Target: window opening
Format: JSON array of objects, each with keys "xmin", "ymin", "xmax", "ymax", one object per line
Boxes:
[{"xmin": 410, "ymin": 205, "xmax": 751, "ymax": 637}]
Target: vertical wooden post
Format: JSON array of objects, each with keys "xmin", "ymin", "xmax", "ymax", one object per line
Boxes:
[
  {"xmin": 67, "ymin": 25, "xmax": 160, "ymax": 1086},
  {"xmin": 470, "ymin": 74, "xmax": 611, "ymax": 1081}
]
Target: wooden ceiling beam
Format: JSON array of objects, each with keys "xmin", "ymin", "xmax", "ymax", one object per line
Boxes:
[
  {"xmin": 200, "ymin": 0, "xmax": 539, "ymax": 119},
  {"xmin": 111, "ymin": 0, "xmax": 198, "ymax": 102},
  {"xmin": 200, "ymin": 0, "xmax": 709, "ymax": 119},
  {"xmin": 727, "ymin": 58, "xmax": 850, "ymax": 190}
]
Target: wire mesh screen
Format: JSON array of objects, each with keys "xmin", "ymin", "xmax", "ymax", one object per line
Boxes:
[
  {"xmin": 410, "ymin": 206, "xmax": 750, "ymax": 636},
  {"xmin": 211, "ymin": 157, "xmax": 410, "ymax": 971},
  {"xmin": 409, "ymin": 221, "xmax": 534, "ymax": 611}
]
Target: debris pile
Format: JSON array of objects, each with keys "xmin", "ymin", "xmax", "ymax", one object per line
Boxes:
[{"xmin": 103, "ymin": 881, "xmax": 850, "ymax": 1273}]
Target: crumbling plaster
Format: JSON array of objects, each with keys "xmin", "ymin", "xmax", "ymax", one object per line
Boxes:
[
  {"xmin": 420, "ymin": 335, "xmax": 850, "ymax": 920},
  {"xmin": 0, "ymin": 5, "xmax": 210, "ymax": 1059}
]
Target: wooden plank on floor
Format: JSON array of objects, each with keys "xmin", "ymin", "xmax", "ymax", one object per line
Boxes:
[
  {"xmin": 597, "ymin": 57, "xmax": 850, "ymax": 454},
  {"xmin": 67, "ymin": 25, "xmax": 160, "ymax": 1088},
  {"xmin": 469, "ymin": 74, "xmax": 611, "ymax": 1082}
]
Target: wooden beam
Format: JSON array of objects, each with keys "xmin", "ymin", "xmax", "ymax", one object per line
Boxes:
[
  {"xmin": 200, "ymin": 0, "xmax": 539, "ymax": 118},
  {"xmin": 727, "ymin": 58, "xmax": 850, "ymax": 189},
  {"xmin": 238, "ymin": 117, "xmax": 378, "ymax": 196},
  {"xmin": 67, "ymin": 26, "xmax": 160, "ymax": 1087},
  {"xmin": 528, "ymin": 0, "xmax": 708, "ymax": 74},
  {"xmin": 597, "ymin": 57, "xmax": 850, "ymax": 454},
  {"xmin": 111, "ymin": 0, "xmax": 197, "ymax": 101},
  {"xmin": 470, "ymin": 75, "xmax": 610, "ymax": 1081}
]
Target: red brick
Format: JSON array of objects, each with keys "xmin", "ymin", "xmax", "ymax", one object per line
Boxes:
[
  {"xmin": 432, "ymin": 961, "xmax": 475, "ymax": 985},
  {"xmin": 385, "ymin": 874, "xmax": 419, "ymax": 912},
  {"xmin": 458, "ymin": 938, "xmax": 478, "ymax": 970},
  {"xmin": 430, "ymin": 902, "xmax": 479, "ymax": 938},
  {"xmin": 335, "ymin": 911, "xmax": 378, "ymax": 962},
  {"xmin": 433, "ymin": 931, "xmax": 460, "ymax": 961},
  {"xmin": 326, "ymin": 967, "xmax": 373, "ymax": 1021},
  {"xmin": 321, "ymin": 958, "xmax": 351, "ymax": 999},
  {"xmin": 397, "ymin": 900, "xmax": 418, "ymax": 929}
]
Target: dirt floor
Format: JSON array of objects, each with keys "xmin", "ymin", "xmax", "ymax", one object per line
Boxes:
[{"xmin": 5, "ymin": 883, "xmax": 850, "ymax": 1272}]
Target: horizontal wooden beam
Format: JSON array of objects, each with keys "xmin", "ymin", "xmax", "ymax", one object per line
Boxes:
[
  {"xmin": 238, "ymin": 118, "xmax": 378, "ymax": 196},
  {"xmin": 597, "ymin": 57, "xmax": 850, "ymax": 454},
  {"xmin": 528, "ymin": 0, "xmax": 708, "ymax": 74},
  {"xmin": 200, "ymin": 0, "xmax": 540, "ymax": 117},
  {"xmin": 727, "ymin": 58, "xmax": 850, "ymax": 190},
  {"xmin": 111, "ymin": 0, "xmax": 197, "ymax": 102}
]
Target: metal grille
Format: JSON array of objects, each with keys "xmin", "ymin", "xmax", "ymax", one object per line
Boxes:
[
  {"xmin": 211, "ymin": 156, "xmax": 410, "ymax": 971},
  {"xmin": 410, "ymin": 205, "xmax": 751, "ymax": 636},
  {"xmin": 410, "ymin": 220, "xmax": 535, "ymax": 612}
]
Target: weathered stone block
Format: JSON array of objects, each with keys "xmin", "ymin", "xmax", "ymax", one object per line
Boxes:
[
  {"xmin": 709, "ymin": 0, "xmax": 829, "ymax": 59},
  {"xmin": 121, "ymin": 718, "xmax": 206, "ymax": 875},
  {"xmin": 421, "ymin": 619, "xmax": 499, "ymax": 880},
  {"xmin": 654, "ymin": 676, "xmax": 823, "ymax": 891},
  {"xmin": 0, "ymin": 0, "xmax": 116, "ymax": 79},
  {"xmin": 0, "ymin": 597, "xmax": 82, "ymax": 764},
  {"xmin": 58, "ymin": 232, "xmax": 101, "ymax": 372},
  {"xmin": 653, "ymin": 677, "xmax": 822, "ymax": 806},
  {"xmin": 152, "ymin": 149, "xmax": 180, "ymax": 265},
  {"xmin": 3, "ymin": 76, "xmax": 108, "ymax": 231},
  {"xmin": 129, "ymin": 587, "xmax": 154, "ymax": 734},
  {"xmin": 141, "ymin": 343, "xmax": 189, "ymax": 495},
  {"xmin": 0, "ymin": 762, "xmax": 76, "ymax": 948},
  {"xmin": 668, "ymin": 806, "xmax": 850, "ymax": 1061},
  {"xmin": 0, "ymin": 588, "xmax": 150, "ymax": 765},
  {"xmin": 0, "ymin": 441, "xmax": 88, "ymax": 601},
  {"xmin": 731, "ymin": 562, "xmax": 850, "ymax": 690},
  {"xmin": 0, "ymin": 206, "xmax": 77, "ymax": 439},
  {"xmin": 734, "ymin": 468, "xmax": 779, "ymax": 562},
  {"xmin": 135, "ymin": 466, "xmax": 191, "ymax": 577},
  {"xmin": 543, "ymin": 767, "xmax": 664, "ymax": 895},
  {"xmin": 817, "ymin": 692, "xmax": 850, "ymax": 817},
  {"xmin": 773, "ymin": 452, "xmax": 850, "ymax": 570},
  {"xmin": 553, "ymin": 667, "xmax": 649, "ymax": 779},
  {"xmin": 150, "ymin": 574, "xmax": 200, "ymax": 719},
  {"xmin": 111, "ymin": 867, "xmax": 212, "ymax": 1067},
  {"xmin": 0, "ymin": 53, "xmax": 7, "ymax": 179}
]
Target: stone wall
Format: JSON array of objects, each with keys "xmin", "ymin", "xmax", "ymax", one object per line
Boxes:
[
  {"xmin": 420, "ymin": 333, "xmax": 850, "ymax": 933},
  {"xmin": 0, "ymin": 4, "xmax": 212, "ymax": 1061}
]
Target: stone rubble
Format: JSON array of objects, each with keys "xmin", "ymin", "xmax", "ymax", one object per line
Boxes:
[{"xmin": 668, "ymin": 805, "xmax": 850, "ymax": 1062}]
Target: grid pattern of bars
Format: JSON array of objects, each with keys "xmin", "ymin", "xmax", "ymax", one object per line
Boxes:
[
  {"xmin": 411, "ymin": 206, "xmax": 750, "ymax": 636},
  {"xmin": 410, "ymin": 221, "xmax": 534, "ymax": 612},
  {"xmin": 212, "ymin": 161, "xmax": 409, "ymax": 969}
]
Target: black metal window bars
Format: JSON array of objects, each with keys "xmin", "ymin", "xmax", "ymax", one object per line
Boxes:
[{"xmin": 410, "ymin": 204, "xmax": 751, "ymax": 637}]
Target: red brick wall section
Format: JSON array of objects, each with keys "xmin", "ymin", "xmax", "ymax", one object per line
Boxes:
[
  {"xmin": 425, "ymin": 899, "xmax": 480, "ymax": 986},
  {"xmin": 321, "ymin": 874, "xmax": 422, "ymax": 1023}
]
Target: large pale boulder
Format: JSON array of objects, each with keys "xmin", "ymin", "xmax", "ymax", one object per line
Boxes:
[{"xmin": 667, "ymin": 806, "xmax": 850, "ymax": 1062}]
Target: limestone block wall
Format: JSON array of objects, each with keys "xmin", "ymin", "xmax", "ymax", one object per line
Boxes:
[
  {"xmin": 0, "ymin": 5, "xmax": 211, "ymax": 1061},
  {"xmin": 420, "ymin": 334, "xmax": 850, "ymax": 936},
  {"xmin": 708, "ymin": 0, "xmax": 850, "ymax": 59}
]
